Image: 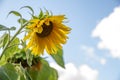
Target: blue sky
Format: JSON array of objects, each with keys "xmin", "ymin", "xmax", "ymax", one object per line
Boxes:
[{"xmin": 0, "ymin": 0, "xmax": 120, "ymax": 80}]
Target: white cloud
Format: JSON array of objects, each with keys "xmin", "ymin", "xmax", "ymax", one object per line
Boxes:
[
  {"xmin": 50, "ymin": 63, "xmax": 99, "ymax": 80},
  {"xmin": 80, "ymin": 45, "xmax": 95, "ymax": 58},
  {"xmin": 79, "ymin": 64, "xmax": 98, "ymax": 80},
  {"xmin": 92, "ymin": 6, "xmax": 120, "ymax": 58},
  {"xmin": 100, "ymin": 58, "xmax": 106, "ymax": 65},
  {"xmin": 80, "ymin": 45, "xmax": 106, "ymax": 65}
]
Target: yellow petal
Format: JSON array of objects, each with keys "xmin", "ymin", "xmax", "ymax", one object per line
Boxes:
[{"xmin": 30, "ymin": 19, "xmax": 40, "ymax": 23}]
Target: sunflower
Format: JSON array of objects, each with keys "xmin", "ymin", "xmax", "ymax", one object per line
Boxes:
[{"xmin": 24, "ymin": 15, "xmax": 71, "ymax": 56}]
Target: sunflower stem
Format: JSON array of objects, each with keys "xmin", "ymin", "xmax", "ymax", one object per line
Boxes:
[{"xmin": 0, "ymin": 22, "xmax": 29, "ymax": 60}]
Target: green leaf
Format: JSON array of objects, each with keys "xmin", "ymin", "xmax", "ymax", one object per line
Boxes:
[
  {"xmin": 28, "ymin": 59, "xmax": 50, "ymax": 80},
  {"xmin": 20, "ymin": 6, "xmax": 34, "ymax": 15},
  {"xmin": 26, "ymin": 49, "xmax": 33, "ymax": 67},
  {"xmin": 0, "ymin": 25, "xmax": 9, "ymax": 31},
  {"xmin": 48, "ymin": 68, "xmax": 58, "ymax": 80},
  {"xmin": 0, "ymin": 37, "xmax": 20, "ymax": 65},
  {"xmin": 0, "ymin": 55, "xmax": 6, "ymax": 66},
  {"xmin": 37, "ymin": 59, "xmax": 51, "ymax": 80},
  {"xmin": 18, "ymin": 18, "xmax": 27, "ymax": 24},
  {"xmin": 0, "ymin": 25, "xmax": 16, "ymax": 31},
  {"xmin": 0, "ymin": 63, "xmax": 18, "ymax": 80},
  {"xmin": 4, "ymin": 37, "xmax": 20, "ymax": 61},
  {"xmin": 16, "ymin": 65, "xmax": 32, "ymax": 80},
  {"xmin": 0, "ymin": 33, "xmax": 9, "ymax": 48},
  {"xmin": 9, "ymin": 27, "xmax": 16, "ymax": 30},
  {"xmin": 3, "ymin": 34, "xmax": 9, "ymax": 48},
  {"xmin": 25, "ymin": 70, "xmax": 32, "ymax": 80},
  {"xmin": 51, "ymin": 49, "xmax": 65, "ymax": 68},
  {"xmin": 7, "ymin": 11, "xmax": 22, "ymax": 18},
  {"xmin": 28, "ymin": 58, "xmax": 58, "ymax": 80}
]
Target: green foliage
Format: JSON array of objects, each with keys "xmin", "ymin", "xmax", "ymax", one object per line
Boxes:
[
  {"xmin": 20, "ymin": 6, "xmax": 34, "ymax": 15},
  {"xmin": 7, "ymin": 11, "xmax": 22, "ymax": 18},
  {"xmin": 9, "ymin": 26, "xmax": 16, "ymax": 30},
  {"xmin": 0, "ymin": 51, "xmax": 59, "ymax": 80},
  {"xmin": 0, "ymin": 37, "xmax": 20, "ymax": 65},
  {"xmin": 18, "ymin": 18, "xmax": 27, "ymax": 24},
  {"xmin": 0, "ymin": 25, "xmax": 9, "ymax": 31},
  {"xmin": 0, "ymin": 33, "xmax": 9, "ymax": 48},
  {"xmin": 0, "ymin": 63, "xmax": 18, "ymax": 80},
  {"xmin": 49, "ymin": 68, "xmax": 58, "ymax": 80},
  {"xmin": 0, "ymin": 25, "xmax": 16, "ymax": 31},
  {"xmin": 0, "ymin": 55, "xmax": 7, "ymax": 67},
  {"xmin": 0, "ymin": 63, "xmax": 31, "ymax": 80},
  {"xmin": 4, "ymin": 37, "xmax": 20, "ymax": 58},
  {"xmin": 51, "ymin": 49, "xmax": 65, "ymax": 68},
  {"xmin": 16, "ymin": 65, "xmax": 32, "ymax": 80},
  {"xmin": 28, "ymin": 58, "xmax": 58, "ymax": 80},
  {"xmin": 26, "ymin": 49, "xmax": 33, "ymax": 67}
]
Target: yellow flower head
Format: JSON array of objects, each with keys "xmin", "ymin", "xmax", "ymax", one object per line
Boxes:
[{"xmin": 24, "ymin": 14, "xmax": 71, "ymax": 56}]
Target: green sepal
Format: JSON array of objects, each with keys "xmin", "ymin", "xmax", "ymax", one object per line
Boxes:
[
  {"xmin": 38, "ymin": 9, "xmax": 44, "ymax": 19},
  {"xmin": 32, "ymin": 15, "xmax": 38, "ymax": 19},
  {"xmin": 44, "ymin": 8, "xmax": 49, "ymax": 17}
]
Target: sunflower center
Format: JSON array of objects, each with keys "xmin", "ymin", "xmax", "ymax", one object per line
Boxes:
[{"xmin": 36, "ymin": 21, "xmax": 53, "ymax": 38}]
